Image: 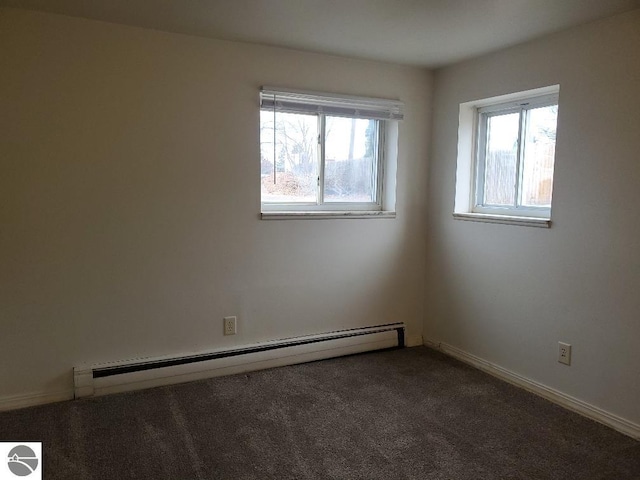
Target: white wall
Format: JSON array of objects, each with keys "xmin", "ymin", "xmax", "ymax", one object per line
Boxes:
[
  {"xmin": 0, "ymin": 9, "xmax": 431, "ymax": 401},
  {"xmin": 426, "ymin": 10, "xmax": 640, "ymax": 425}
]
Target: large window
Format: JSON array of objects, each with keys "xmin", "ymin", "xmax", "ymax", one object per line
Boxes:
[
  {"xmin": 260, "ymin": 88, "xmax": 403, "ymax": 216},
  {"xmin": 454, "ymin": 85, "xmax": 560, "ymax": 227}
]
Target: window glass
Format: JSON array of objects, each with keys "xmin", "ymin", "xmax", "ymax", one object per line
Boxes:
[
  {"xmin": 324, "ymin": 116, "xmax": 378, "ymax": 203},
  {"xmin": 520, "ymin": 105, "xmax": 557, "ymax": 208},
  {"xmin": 260, "ymin": 111, "xmax": 318, "ymax": 203},
  {"xmin": 483, "ymin": 112, "xmax": 519, "ymax": 206}
]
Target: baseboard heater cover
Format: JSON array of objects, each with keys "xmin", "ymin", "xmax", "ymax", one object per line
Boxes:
[{"xmin": 74, "ymin": 322, "xmax": 405, "ymax": 399}]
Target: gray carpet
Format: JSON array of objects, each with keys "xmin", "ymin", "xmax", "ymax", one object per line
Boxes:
[{"xmin": 0, "ymin": 346, "xmax": 638, "ymax": 479}]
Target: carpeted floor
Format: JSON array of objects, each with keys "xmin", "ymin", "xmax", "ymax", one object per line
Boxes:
[{"xmin": 0, "ymin": 346, "xmax": 638, "ymax": 479}]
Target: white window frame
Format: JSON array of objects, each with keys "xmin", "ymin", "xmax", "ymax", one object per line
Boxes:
[
  {"xmin": 453, "ymin": 85, "xmax": 560, "ymax": 228},
  {"xmin": 260, "ymin": 87, "xmax": 403, "ymax": 219}
]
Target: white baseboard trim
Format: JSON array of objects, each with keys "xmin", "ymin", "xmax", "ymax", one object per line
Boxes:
[
  {"xmin": 422, "ymin": 338, "xmax": 440, "ymax": 350},
  {"xmin": 425, "ymin": 340, "xmax": 640, "ymax": 440},
  {"xmin": 406, "ymin": 334, "xmax": 423, "ymax": 347},
  {"xmin": 0, "ymin": 389, "xmax": 74, "ymax": 412}
]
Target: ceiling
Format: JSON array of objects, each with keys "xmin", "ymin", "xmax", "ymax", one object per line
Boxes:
[{"xmin": 2, "ymin": 0, "xmax": 639, "ymax": 67}]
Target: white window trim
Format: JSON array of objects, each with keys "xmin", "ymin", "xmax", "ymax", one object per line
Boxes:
[
  {"xmin": 453, "ymin": 85, "xmax": 559, "ymax": 228},
  {"xmin": 261, "ymin": 210, "xmax": 396, "ymax": 220},
  {"xmin": 260, "ymin": 87, "xmax": 402, "ymax": 218},
  {"xmin": 452, "ymin": 212, "xmax": 550, "ymax": 228}
]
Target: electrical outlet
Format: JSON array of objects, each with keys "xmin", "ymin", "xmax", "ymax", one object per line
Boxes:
[
  {"xmin": 558, "ymin": 342, "xmax": 571, "ymax": 365},
  {"xmin": 223, "ymin": 316, "xmax": 237, "ymax": 336}
]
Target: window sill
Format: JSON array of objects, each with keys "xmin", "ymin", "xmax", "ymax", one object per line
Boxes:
[
  {"xmin": 261, "ymin": 211, "xmax": 396, "ymax": 220},
  {"xmin": 453, "ymin": 212, "xmax": 550, "ymax": 228}
]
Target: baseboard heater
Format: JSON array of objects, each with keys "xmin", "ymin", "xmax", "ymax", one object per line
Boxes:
[{"xmin": 74, "ymin": 322, "xmax": 405, "ymax": 399}]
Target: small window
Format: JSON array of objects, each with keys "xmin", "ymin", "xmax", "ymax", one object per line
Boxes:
[
  {"xmin": 454, "ymin": 86, "xmax": 559, "ymax": 227},
  {"xmin": 476, "ymin": 94, "xmax": 558, "ymax": 216},
  {"xmin": 260, "ymin": 88, "xmax": 403, "ymax": 217}
]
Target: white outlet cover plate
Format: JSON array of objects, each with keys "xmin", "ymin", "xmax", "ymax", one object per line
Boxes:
[
  {"xmin": 224, "ymin": 316, "xmax": 237, "ymax": 335},
  {"xmin": 558, "ymin": 342, "xmax": 571, "ymax": 365}
]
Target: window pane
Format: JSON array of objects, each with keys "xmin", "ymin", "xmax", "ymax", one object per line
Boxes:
[
  {"xmin": 324, "ymin": 116, "xmax": 378, "ymax": 203},
  {"xmin": 520, "ymin": 105, "xmax": 557, "ymax": 208},
  {"xmin": 260, "ymin": 110, "xmax": 318, "ymax": 203},
  {"xmin": 483, "ymin": 112, "xmax": 519, "ymax": 206}
]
